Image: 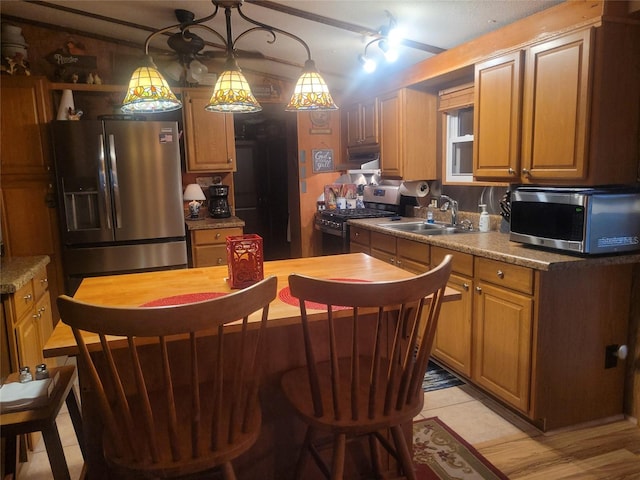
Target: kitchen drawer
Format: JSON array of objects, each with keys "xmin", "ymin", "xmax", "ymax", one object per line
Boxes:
[
  {"xmin": 193, "ymin": 227, "xmax": 243, "ymax": 245},
  {"xmin": 475, "ymin": 257, "xmax": 533, "ymax": 295},
  {"xmin": 350, "ymin": 225, "xmax": 370, "ymax": 245},
  {"xmin": 32, "ymin": 265, "xmax": 49, "ymax": 300},
  {"xmin": 370, "ymin": 231, "xmax": 396, "ymax": 254},
  {"xmin": 12, "ymin": 281, "xmax": 35, "ymax": 325},
  {"xmin": 397, "ymin": 238, "xmax": 430, "ymax": 265},
  {"xmin": 431, "ymin": 247, "xmax": 473, "ymax": 276},
  {"xmin": 193, "ymin": 244, "xmax": 228, "ymax": 267}
]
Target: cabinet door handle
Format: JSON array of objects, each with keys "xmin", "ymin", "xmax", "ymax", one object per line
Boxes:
[
  {"xmin": 217, "ymin": 258, "xmax": 223, "ymax": 265},
  {"xmin": 23, "ymin": 293, "xmax": 33, "ymax": 302},
  {"xmin": 475, "ymin": 286, "xmax": 482, "ymax": 293},
  {"xmin": 40, "ymin": 278, "xmax": 48, "ymax": 286},
  {"xmin": 522, "ymin": 168, "xmax": 531, "ymax": 177},
  {"xmin": 227, "ymin": 158, "xmax": 233, "ymax": 164},
  {"xmin": 33, "ymin": 312, "xmax": 41, "ymax": 320},
  {"xmin": 215, "ymin": 233, "xmax": 221, "ymax": 239},
  {"xmin": 354, "ymin": 232, "xmax": 360, "ymax": 238},
  {"xmin": 496, "ymin": 270, "xmax": 504, "ymax": 279},
  {"xmin": 462, "ymin": 283, "xmax": 470, "ymax": 291},
  {"xmin": 389, "ymin": 258, "xmax": 395, "ymax": 264},
  {"xmin": 508, "ymin": 167, "xmax": 516, "ymax": 175}
]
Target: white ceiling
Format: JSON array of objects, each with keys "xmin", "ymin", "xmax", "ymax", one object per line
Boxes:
[{"xmin": 1, "ymin": 0, "xmax": 565, "ymax": 92}]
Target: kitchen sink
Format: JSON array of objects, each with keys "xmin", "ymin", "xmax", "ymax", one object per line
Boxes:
[{"xmin": 377, "ymin": 221, "xmax": 475, "ymax": 236}]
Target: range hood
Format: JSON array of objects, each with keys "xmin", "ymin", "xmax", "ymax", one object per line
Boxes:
[{"xmin": 336, "ymin": 144, "xmax": 381, "ymax": 174}]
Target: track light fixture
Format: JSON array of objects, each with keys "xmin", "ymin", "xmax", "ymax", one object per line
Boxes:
[
  {"xmin": 122, "ymin": 0, "xmax": 338, "ymax": 114},
  {"xmin": 358, "ymin": 11, "xmax": 402, "ymax": 74}
]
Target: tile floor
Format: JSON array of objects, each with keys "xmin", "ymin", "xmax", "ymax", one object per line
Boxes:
[{"xmin": 15, "ymin": 381, "xmax": 534, "ymax": 479}]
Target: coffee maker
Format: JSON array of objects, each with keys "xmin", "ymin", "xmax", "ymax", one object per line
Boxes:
[{"xmin": 208, "ymin": 184, "xmax": 231, "ymax": 218}]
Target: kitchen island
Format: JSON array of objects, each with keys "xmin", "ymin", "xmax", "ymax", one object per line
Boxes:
[
  {"xmin": 43, "ymin": 253, "xmax": 460, "ymax": 479},
  {"xmin": 349, "ymin": 217, "xmax": 640, "ymax": 431}
]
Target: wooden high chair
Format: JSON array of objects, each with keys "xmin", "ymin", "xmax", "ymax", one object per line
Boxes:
[
  {"xmin": 57, "ymin": 275, "xmax": 277, "ymax": 480},
  {"xmin": 280, "ymin": 256, "xmax": 452, "ymax": 480}
]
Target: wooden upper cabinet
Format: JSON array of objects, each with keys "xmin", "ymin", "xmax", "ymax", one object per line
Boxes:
[
  {"xmin": 379, "ymin": 88, "xmax": 437, "ymax": 180},
  {"xmin": 521, "ymin": 28, "xmax": 592, "ymax": 182},
  {"xmin": 345, "ymin": 99, "xmax": 379, "ymax": 147},
  {"xmin": 474, "ymin": 52, "xmax": 523, "ymax": 180},
  {"xmin": 0, "ymin": 76, "xmax": 52, "ymax": 175},
  {"xmin": 183, "ymin": 89, "xmax": 236, "ymax": 172}
]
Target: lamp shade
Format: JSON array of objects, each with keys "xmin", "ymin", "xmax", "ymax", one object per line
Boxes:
[
  {"xmin": 183, "ymin": 184, "xmax": 206, "ymax": 201},
  {"xmin": 286, "ymin": 60, "xmax": 338, "ymax": 111},
  {"xmin": 205, "ymin": 58, "xmax": 261, "ymax": 113},
  {"xmin": 121, "ymin": 56, "xmax": 182, "ymax": 113}
]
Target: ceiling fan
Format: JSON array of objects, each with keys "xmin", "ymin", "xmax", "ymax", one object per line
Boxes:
[{"xmin": 158, "ymin": 7, "xmax": 264, "ymax": 85}]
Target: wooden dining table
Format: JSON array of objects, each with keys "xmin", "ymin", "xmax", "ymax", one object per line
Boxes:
[{"xmin": 43, "ymin": 253, "xmax": 460, "ymax": 479}]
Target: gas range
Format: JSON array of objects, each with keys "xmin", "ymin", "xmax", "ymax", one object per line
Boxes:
[
  {"xmin": 316, "ymin": 184, "xmax": 405, "ymax": 255},
  {"xmin": 316, "ymin": 208, "xmax": 398, "ymax": 237}
]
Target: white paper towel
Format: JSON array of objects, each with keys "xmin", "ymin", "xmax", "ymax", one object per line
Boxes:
[{"xmin": 399, "ymin": 181, "xmax": 430, "ymax": 197}]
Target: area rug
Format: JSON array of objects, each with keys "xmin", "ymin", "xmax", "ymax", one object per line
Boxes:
[
  {"xmin": 413, "ymin": 417, "xmax": 508, "ymax": 480},
  {"xmin": 423, "ymin": 361, "xmax": 465, "ymax": 392}
]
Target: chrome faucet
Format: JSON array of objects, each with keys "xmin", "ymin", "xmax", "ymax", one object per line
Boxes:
[{"xmin": 440, "ymin": 195, "xmax": 458, "ymax": 226}]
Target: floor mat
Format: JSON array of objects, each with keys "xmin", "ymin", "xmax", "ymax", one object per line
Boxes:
[
  {"xmin": 413, "ymin": 417, "xmax": 508, "ymax": 479},
  {"xmin": 423, "ymin": 361, "xmax": 464, "ymax": 392}
]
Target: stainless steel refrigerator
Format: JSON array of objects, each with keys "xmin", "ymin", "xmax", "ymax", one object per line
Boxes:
[{"xmin": 52, "ymin": 120, "xmax": 187, "ymax": 294}]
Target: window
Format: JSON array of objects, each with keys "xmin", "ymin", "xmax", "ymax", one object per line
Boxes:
[
  {"xmin": 445, "ymin": 106, "xmax": 474, "ymax": 183},
  {"xmin": 439, "ymin": 83, "xmax": 474, "ymax": 184}
]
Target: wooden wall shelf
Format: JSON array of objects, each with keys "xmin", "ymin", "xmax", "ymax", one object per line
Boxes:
[{"xmin": 50, "ymin": 82, "xmax": 127, "ymax": 93}]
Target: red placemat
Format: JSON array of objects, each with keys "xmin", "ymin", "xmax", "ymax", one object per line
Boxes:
[
  {"xmin": 278, "ymin": 278, "xmax": 369, "ymax": 311},
  {"xmin": 141, "ymin": 292, "xmax": 227, "ymax": 307}
]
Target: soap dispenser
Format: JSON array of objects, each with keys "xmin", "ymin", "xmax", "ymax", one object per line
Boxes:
[{"xmin": 479, "ymin": 204, "xmax": 490, "ymax": 232}]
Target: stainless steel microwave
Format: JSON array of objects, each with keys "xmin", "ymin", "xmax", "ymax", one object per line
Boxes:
[{"xmin": 509, "ymin": 186, "xmax": 640, "ymax": 255}]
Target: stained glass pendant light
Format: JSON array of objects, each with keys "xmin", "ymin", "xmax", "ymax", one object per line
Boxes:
[
  {"xmin": 286, "ymin": 59, "xmax": 337, "ymax": 111},
  {"xmin": 205, "ymin": 63, "xmax": 261, "ymax": 112},
  {"xmin": 121, "ymin": 56, "xmax": 182, "ymax": 113},
  {"xmin": 122, "ymin": 1, "xmax": 337, "ymax": 114}
]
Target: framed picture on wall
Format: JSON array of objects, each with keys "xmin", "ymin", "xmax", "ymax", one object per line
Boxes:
[{"xmin": 312, "ymin": 149, "xmax": 334, "ymax": 173}]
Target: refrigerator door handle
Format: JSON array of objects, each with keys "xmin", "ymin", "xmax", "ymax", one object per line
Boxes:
[
  {"xmin": 108, "ymin": 134, "xmax": 123, "ymax": 228},
  {"xmin": 98, "ymin": 134, "xmax": 113, "ymax": 230}
]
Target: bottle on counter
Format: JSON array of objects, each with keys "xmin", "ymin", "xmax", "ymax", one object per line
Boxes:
[
  {"xmin": 479, "ymin": 204, "xmax": 490, "ymax": 232},
  {"xmin": 19, "ymin": 366, "xmax": 33, "ymax": 383}
]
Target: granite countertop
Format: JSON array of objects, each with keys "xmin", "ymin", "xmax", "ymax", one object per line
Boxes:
[
  {"xmin": 185, "ymin": 216, "xmax": 245, "ymax": 231},
  {"xmin": 0, "ymin": 255, "xmax": 50, "ymax": 294},
  {"xmin": 348, "ymin": 218, "xmax": 640, "ymax": 271}
]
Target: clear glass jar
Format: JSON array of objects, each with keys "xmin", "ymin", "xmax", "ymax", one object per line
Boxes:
[{"xmin": 19, "ymin": 366, "xmax": 33, "ymax": 383}]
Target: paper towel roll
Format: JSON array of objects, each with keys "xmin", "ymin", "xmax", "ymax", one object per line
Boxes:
[{"xmin": 399, "ymin": 181, "xmax": 430, "ymax": 197}]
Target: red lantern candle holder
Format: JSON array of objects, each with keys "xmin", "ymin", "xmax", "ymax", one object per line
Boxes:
[{"xmin": 226, "ymin": 234, "xmax": 264, "ymax": 289}]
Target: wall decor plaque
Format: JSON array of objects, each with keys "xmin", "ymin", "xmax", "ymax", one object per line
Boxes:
[{"xmin": 312, "ymin": 149, "xmax": 334, "ymax": 173}]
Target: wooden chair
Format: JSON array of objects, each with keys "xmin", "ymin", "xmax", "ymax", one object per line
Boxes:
[
  {"xmin": 57, "ymin": 275, "xmax": 277, "ymax": 480},
  {"xmin": 280, "ymin": 255, "xmax": 453, "ymax": 480}
]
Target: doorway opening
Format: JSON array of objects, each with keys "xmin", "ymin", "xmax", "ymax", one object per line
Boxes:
[{"xmin": 234, "ymin": 105, "xmax": 296, "ymax": 260}]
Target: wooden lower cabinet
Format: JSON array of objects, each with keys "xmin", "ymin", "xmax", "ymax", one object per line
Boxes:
[
  {"xmin": 365, "ymin": 231, "xmax": 430, "ymax": 274},
  {"xmin": 430, "ymin": 246, "xmax": 631, "ymax": 430},
  {"xmin": 3, "ymin": 265, "xmax": 53, "ymax": 371},
  {"xmin": 473, "ymin": 273, "xmax": 533, "ymax": 413},
  {"xmin": 349, "ymin": 225, "xmax": 371, "ymax": 255},
  {"xmin": 2, "ymin": 263, "xmax": 54, "ymax": 450},
  {"xmin": 396, "ymin": 238, "xmax": 430, "ymax": 274},
  {"xmin": 431, "ymin": 247, "xmax": 473, "ymax": 377},
  {"xmin": 370, "ymin": 231, "xmax": 397, "ymax": 265},
  {"xmin": 190, "ymin": 228, "xmax": 243, "ymax": 267}
]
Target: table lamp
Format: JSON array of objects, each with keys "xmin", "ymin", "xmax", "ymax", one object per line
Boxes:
[{"xmin": 184, "ymin": 184, "xmax": 206, "ymax": 219}]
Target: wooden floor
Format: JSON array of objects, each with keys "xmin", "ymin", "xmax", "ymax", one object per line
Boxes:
[
  {"xmin": 419, "ymin": 383, "xmax": 640, "ymax": 480},
  {"xmin": 16, "ymin": 381, "xmax": 640, "ymax": 479},
  {"xmin": 479, "ymin": 418, "xmax": 640, "ymax": 479}
]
